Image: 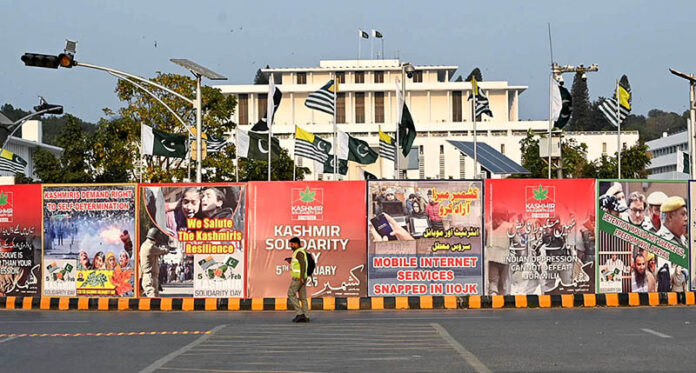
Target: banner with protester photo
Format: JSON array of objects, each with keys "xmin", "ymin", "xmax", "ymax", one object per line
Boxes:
[
  {"xmin": 597, "ymin": 180, "xmax": 689, "ymax": 294},
  {"xmin": 485, "ymin": 179, "xmax": 595, "ymax": 296},
  {"xmin": 0, "ymin": 185, "xmax": 42, "ymax": 296},
  {"xmin": 42, "ymin": 184, "xmax": 136, "ymax": 297},
  {"xmin": 367, "ymin": 180, "xmax": 483, "ymax": 296},
  {"xmin": 247, "ymin": 181, "xmax": 367, "ymax": 298},
  {"xmin": 139, "ymin": 184, "xmax": 246, "ymax": 298},
  {"xmin": 686, "ymin": 181, "xmax": 696, "ymax": 291}
]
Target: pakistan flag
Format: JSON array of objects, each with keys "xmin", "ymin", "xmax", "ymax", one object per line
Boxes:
[
  {"xmin": 141, "ymin": 124, "xmax": 187, "ymax": 158},
  {"xmin": 236, "ymin": 128, "xmax": 281, "ymax": 161}
]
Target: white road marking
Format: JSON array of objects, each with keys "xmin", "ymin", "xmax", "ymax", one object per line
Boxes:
[
  {"xmin": 641, "ymin": 328, "xmax": 672, "ymax": 339},
  {"xmin": 431, "ymin": 323, "xmax": 491, "ymax": 373},
  {"xmin": 139, "ymin": 324, "xmax": 227, "ymax": 373},
  {"xmin": 0, "ymin": 321, "xmax": 89, "ymax": 324},
  {"xmin": 0, "ymin": 337, "xmax": 18, "ymax": 344},
  {"xmin": 346, "ymin": 316, "xmax": 499, "ymax": 321}
]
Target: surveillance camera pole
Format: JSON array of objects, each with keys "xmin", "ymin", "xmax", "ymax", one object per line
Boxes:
[{"xmin": 669, "ymin": 68, "xmax": 696, "ymax": 179}]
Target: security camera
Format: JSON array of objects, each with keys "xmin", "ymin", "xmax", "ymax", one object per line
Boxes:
[
  {"xmin": 555, "ymin": 75, "xmax": 564, "ymax": 84},
  {"xmin": 581, "ymin": 72, "xmax": 587, "ymax": 81}
]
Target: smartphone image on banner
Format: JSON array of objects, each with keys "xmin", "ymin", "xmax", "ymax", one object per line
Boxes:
[{"xmin": 370, "ymin": 213, "xmax": 397, "ymax": 241}]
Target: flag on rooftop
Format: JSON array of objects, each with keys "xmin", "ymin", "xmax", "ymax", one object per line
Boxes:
[{"xmin": 359, "ymin": 30, "xmax": 369, "ymax": 39}]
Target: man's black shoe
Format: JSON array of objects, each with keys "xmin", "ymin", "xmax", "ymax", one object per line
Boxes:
[
  {"xmin": 292, "ymin": 315, "xmax": 303, "ymax": 323},
  {"xmin": 297, "ymin": 315, "xmax": 310, "ymax": 323}
]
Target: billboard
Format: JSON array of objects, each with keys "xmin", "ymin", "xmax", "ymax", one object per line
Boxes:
[
  {"xmin": 42, "ymin": 184, "xmax": 136, "ymax": 297},
  {"xmin": 0, "ymin": 184, "xmax": 42, "ymax": 296},
  {"xmin": 247, "ymin": 181, "xmax": 367, "ymax": 298},
  {"xmin": 597, "ymin": 180, "xmax": 689, "ymax": 293},
  {"xmin": 138, "ymin": 184, "xmax": 246, "ymax": 298},
  {"xmin": 485, "ymin": 179, "xmax": 595, "ymax": 295},
  {"xmin": 692, "ymin": 181, "xmax": 696, "ymax": 291},
  {"xmin": 367, "ymin": 180, "xmax": 483, "ymax": 296}
]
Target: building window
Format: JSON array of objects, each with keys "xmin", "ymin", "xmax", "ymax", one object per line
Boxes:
[
  {"xmin": 440, "ymin": 145, "xmax": 444, "ymax": 154},
  {"xmin": 374, "ymin": 71, "xmax": 384, "ymax": 83},
  {"xmin": 237, "ymin": 94, "xmax": 248, "ymax": 125},
  {"xmin": 437, "ymin": 70, "xmax": 447, "ymax": 82},
  {"xmin": 336, "ymin": 72, "xmax": 345, "ymax": 83},
  {"xmin": 336, "ymin": 93, "xmax": 346, "ymax": 123},
  {"xmin": 296, "ymin": 72, "xmax": 306, "ymax": 85},
  {"xmin": 602, "ymin": 142, "xmax": 607, "ymax": 154},
  {"xmin": 374, "ymin": 92, "xmax": 385, "ymax": 123},
  {"xmin": 452, "ymin": 91, "xmax": 463, "ymax": 122},
  {"xmin": 412, "ymin": 70, "xmax": 423, "ymax": 83},
  {"xmin": 355, "ymin": 71, "xmax": 365, "ymax": 84},
  {"xmin": 355, "ymin": 92, "xmax": 365, "ymax": 123},
  {"xmin": 500, "ymin": 144, "xmax": 505, "ymax": 154},
  {"xmin": 257, "ymin": 94, "xmax": 267, "ymax": 122}
]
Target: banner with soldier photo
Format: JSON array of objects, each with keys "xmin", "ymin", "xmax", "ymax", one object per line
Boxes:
[
  {"xmin": 597, "ymin": 180, "xmax": 689, "ymax": 294},
  {"xmin": 687, "ymin": 181, "xmax": 696, "ymax": 290},
  {"xmin": 42, "ymin": 184, "xmax": 136, "ymax": 297},
  {"xmin": 0, "ymin": 184, "xmax": 42, "ymax": 296},
  {"xmin": 138, "ymin": 184, "xmax": 246, "ymax": 298},
  {"xmin": 247, "ymin": 181, "xmax": 367, "ymax": 298},
  {"xmin": 367, "ymin": 180, "xmax": 483, "ymax": 296},
  {"xmin": 485, "ymin": 179, "xmax": 595, "ymax": 296}
]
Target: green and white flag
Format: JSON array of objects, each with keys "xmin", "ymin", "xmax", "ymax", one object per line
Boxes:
[
  {"xmin": 347, "ymin": 135, "xmax": 378, "ymax": 164},
  {"xmin": 141, "ymin": 124, "xmax": 187, "ymax": 158},
  {"xmin": 396, "ymin": 83, "xmax": 416, "ymax": 156},
  {"xmin": 551, "ymin": 79, "xmax": 572, "ymax": 129},
  {"xmin": 236, "ymin": 128, "xmax": 281, "ymax": 161}
]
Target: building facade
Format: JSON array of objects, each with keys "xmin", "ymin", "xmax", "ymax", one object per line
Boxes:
[
  {"xmin": 646, "ymin": 131, "xmax": 689, "ymax": 180},
  {"xmin": 215, "ymin": 59, "xmax": 638, "ymax": 180},
  {"xmin": 0, "ymin": 120, "xmax": 63, "ymax": 184}
]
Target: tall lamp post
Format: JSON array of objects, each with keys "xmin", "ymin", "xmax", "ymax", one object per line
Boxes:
[
  {"xmin": 398, "ymin": 62, "xmax": 415, "ymax": 180},
  {"xmin": 20, "ymin": 40, "xmax": 227, "ymax": 183},
  {"xmin": 669, "ymin": 68, "xmax": 696, "ymax": 179},
  {"xmin": 549, "ymin": 62, "xmax": 598, "ymax": 178}
]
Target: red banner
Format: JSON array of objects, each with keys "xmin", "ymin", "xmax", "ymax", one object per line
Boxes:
[
  {"xmin": 247, "ymin": 181, "xmax": 367, "ymax": 298},
  {"xmin": 0, "ymin": 184, "xmax": 42, "ymax": 296},
  {"xmin": 485, "ymin": 179, "xmax": 596, "ymax": 295}
]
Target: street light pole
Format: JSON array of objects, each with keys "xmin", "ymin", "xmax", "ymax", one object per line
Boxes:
[
  {"xmin": 669, "ymin": 68, "xmax": 696, "ymax": 179},
  {"xmin": 195, "ymin": 75, "xmax": 203, "ymax": 183},
  {"xmin": 0, "ymin": 100, "xmax": 63, "ymax": 153}
]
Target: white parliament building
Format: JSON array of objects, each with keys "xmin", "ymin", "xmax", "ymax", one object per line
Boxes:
[{"xmin": 215, "ymin": 59, "xmax": 638, "ymax": 180}]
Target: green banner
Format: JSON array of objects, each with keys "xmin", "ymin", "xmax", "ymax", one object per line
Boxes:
[{"xmin": 598, "ymin": 210, "xmax": 688, "ymax": 268}]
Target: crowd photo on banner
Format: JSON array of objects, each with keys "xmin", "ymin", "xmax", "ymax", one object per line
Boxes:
[
  {"xmin": 485, "ymin": 179, "xmax": 596, "ymax": 295},
  {"xmin": 42, "ymin": 185, "xmax": 136, "ymax": 297},
  {"xmin": 247, "ymin": 181, "xmax": 367, "ymax": 298},
  {"xmin": 597, "ymin": 180, "xmax": 689, "ymax": 295},
  {"xmin": 139, "ymin": 184, "xmax": 246, "ymax": 298},
  {"xmin": 367, "ymin": 180, "xmax": 483, "ymax": 296}
]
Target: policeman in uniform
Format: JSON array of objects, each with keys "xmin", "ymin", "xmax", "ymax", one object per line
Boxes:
[
  {"xmin": 286, "ymin": 237, "xmax": 309, "ymax": 323},
  {"xmin": 139, "ymin": 228, "xmax": 171, "ymax": 297},
  {"xmin": 656, "ymin": 196, "xmax": 688, "ymax": 248},
  {"xmin": 643, "ymin": 191, "xmax": 667, "ymax": 233}
]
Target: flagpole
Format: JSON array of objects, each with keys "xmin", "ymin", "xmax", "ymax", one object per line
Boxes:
[
  {"xmin": 378, "ymin": 125, "xmax": 384, "ymax": 178},
  {"xmin": 358, "ymin": 31, "xmax": 361, "ymax": 62},
  {"xmin": 333, "ymin": 73, "xmax": 338, "ymax": 180},
  {"xmin": 235, "ymin": 128, "xmax": 239, "ymax": 182},
  {"xmin": 548, "ymin": 74, "xmax": 553, "ymax": 179},
  {"xmin": 616, "ymin": 79, "xmax": 621, "ymax": 179},
  {"xmin": 267, "ymin": 75, "xmax": 274, "ymax": 181},
  {"xmin": 397, "ymin": 76, "xmax": 404, "ymax": 180},
  {"xmin": 381, "ymin": 39, "xmax": 384, "ymax": 60},
  {"xmin": 371, "ymin": 30, "xmax": 374, "ymax": 59},
  {"xmin": 472, "ymin": 85, "xmax": 478, "ymax": 178}
]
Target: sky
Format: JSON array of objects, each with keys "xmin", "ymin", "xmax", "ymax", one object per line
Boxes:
[{"xmin": 1, "ymin": 0, "xmax": 695, "ymax": 124}]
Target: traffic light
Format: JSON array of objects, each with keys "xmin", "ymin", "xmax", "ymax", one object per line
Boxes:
[
  {"xmin": 20, "ymin": 53, "xmax": 61, "ymax": 69},
  {"xmin": 20, "ymin": 52, "xmax": 75, "ymax": 68},
  {"xmin": 58, "ymin": 53, "xmax": 75, "ymax": 68}
]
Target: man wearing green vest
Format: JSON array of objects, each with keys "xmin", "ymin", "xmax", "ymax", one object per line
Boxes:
[{"xmin": 287, "ymin": 237, "xmax": 310, "ymax": 323}]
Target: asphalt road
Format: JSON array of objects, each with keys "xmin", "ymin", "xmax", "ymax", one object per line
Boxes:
[{"xmin": 1, "ymin": 307, "xmax": 695, "ymax": 372}]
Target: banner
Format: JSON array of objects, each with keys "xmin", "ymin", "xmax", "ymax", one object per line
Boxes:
[
  {"xmin": 597, "ymin": 180, "xmax": 689, "ymax": 293},
  {"xmin": 367, "ymin": 180, "xmax": 483, "ymax": 296},
  {"xmin": 691, "ymin": 181, "xmax": 696, "ymax": 291},
  {"xmin": 0, "ymin": 185, "xmax": 41, "ymax": 296},
  {"xmin": 247, "ymin": 181, "xmax": 367, "ymax": 298},
  {"xmin": 485, "ymin": 179, "xmax": 595, "ymax": 295},
  {"xmin": 139, "ymin": 184, "xmax": 246, "ymax": 298},
  {"xmin": 42, "ymin": 185, "xmax": 136, "ymax": 297}
]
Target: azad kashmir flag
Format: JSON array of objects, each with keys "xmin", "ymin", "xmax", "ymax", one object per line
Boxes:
[
  {"xmin": 294, "ymin": 126, "xmax": 331, "ymax": 163},
  {"xmin": 395, "ymin": 82, "xmax": 416, "ymax": 156},
  {"xmin": 236, "ymin": 128, "xmax": 281, "ymax": 161},
  {"xmin": 551, "ymin": 78, "xmax": 572, "ymax": 129},
  {"xmin": 467, "ymin": 68, "xmax": 493, "ymax": 119},
  {"xmin": 0, "ymin": 149, "xmax": 27, "ymax": 174},
  {"xmin": 141, "ymin": 124, "xmax": 187, "ymax": 158},
  {"xmin": 598, "ymin": 75, "xmax": 631, "ymax": 127}
]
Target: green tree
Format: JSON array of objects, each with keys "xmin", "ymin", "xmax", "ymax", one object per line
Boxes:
[
  {"xmin": 33, "ymin": 114, "xmax": 93, "ymax": 183},
  {"xmin": 238, "ymin": 148, "xmax": 310, "ymax": 181},
  {"xmin": 568, "ymin": 73, "xmax": 593, "ymax": 130},
  {"xmin": 0, "ymin": 103, "xmax": 96, "ymax": 145},
  {"xmin": 518, "ymin": 130, "xmax": 549, "ymax": 178}
]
